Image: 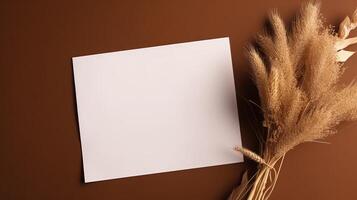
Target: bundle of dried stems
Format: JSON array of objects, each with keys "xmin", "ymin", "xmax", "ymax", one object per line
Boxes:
[{"xmin": 229, "ymin": 2, "xmax": 357, "ymax": 200}]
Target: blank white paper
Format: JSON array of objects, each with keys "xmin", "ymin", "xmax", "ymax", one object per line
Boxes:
[{"xmin": 73, "ymin": 37, "xmax": 243, "ymax": 183}]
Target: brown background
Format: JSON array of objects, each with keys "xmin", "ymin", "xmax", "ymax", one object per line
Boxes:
[{"xmin": 1, "ymin": 0, "xmax": 357, "ymax": 199}]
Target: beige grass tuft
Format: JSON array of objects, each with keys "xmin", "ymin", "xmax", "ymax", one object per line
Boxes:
[{"xmin": 230, "ymin": 2, "xmax": 357, "ymax": 200}]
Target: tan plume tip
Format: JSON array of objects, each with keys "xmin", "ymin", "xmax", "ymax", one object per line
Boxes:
[
  {"xmin": 353, "ymin": 8, "xmax": 357, "ymax": 23},
  {"xmin": 338, "ymin": 10, "xmax": 357, "ymax": 39},
  {"xmin": 234, "ymin": 147, "xmax": 272, "ymax": 168},
  {"xmin": 339, "ymin": 17, "xmax": 351, "ymax": 39},
  {"xmin": 336, "ymin": 8, "xmax": 357, "ymax": 62}
]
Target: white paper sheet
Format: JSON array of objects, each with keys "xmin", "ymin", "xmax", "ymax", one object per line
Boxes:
[{"xmin": 73, "ymin": 37, "xmax": 243, "ymax": 183}]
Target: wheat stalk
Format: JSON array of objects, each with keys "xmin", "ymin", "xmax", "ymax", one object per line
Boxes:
[{"xmin": 230, "ymin": 2, "xmax": 357, "ymax": 200}]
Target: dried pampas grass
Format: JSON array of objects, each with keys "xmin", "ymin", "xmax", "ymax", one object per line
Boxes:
[{"xmin": 230, "ymin": 2, "xmax": 357, "ymax": 200}]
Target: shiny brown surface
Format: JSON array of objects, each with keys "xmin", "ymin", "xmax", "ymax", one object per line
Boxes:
[{"xmin": 1, "ymin": 0, "xmax": 357, "ymax": 199}]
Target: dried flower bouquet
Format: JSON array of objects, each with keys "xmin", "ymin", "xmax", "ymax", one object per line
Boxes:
[{"xmin": 229, "ymin": 2, "xmax": 357, "ymax": 200}]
